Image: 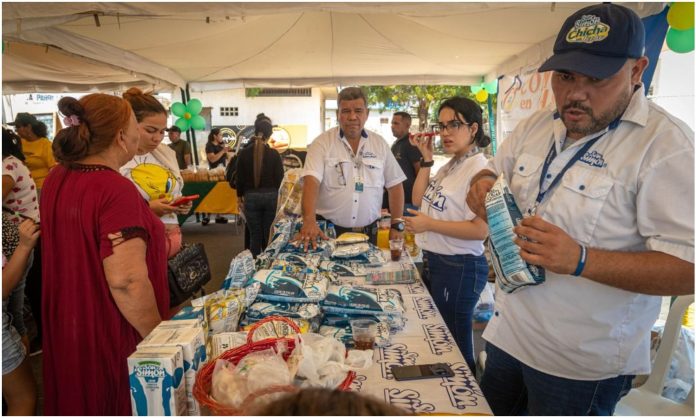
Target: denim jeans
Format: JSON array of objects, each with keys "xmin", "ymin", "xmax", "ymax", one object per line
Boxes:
[
  {"xmin": 422, "ymin": 250, "xmax": 488, "ymax": 373},
  {"xmin": 481, "ymin": 343, "xmax": 635, "ymax": 415},
  {"xmin": 244, "ymin": 190, "xmax": 278, "ymax": 257},
  {"xmin": 7, "ymin": 249, "xmax": 33, "ymax": 336}
]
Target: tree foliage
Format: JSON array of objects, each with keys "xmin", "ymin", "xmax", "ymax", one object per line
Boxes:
[{"xmin": 360, "ymin": 85, "xmax": 477, "ymax": 129}]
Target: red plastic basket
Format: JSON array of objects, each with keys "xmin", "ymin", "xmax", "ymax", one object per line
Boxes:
[{"xmin": 193, "ymin": 315, "xmax": 356, "ymax": 415}]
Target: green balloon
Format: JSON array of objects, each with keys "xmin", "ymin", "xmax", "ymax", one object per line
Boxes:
[
  {"xmin": 484, "ymin": 80, "xmax": 498, "ymax": 95},
  {"xmin": 190, "ymin": 115, "xmax": 206, "ymax": 131},
  {"xmin": 187, "ymin": 99, "xmax": 202, "ymax": 116},
  {"xmin": 666, "ymin": 27, "xmax": 695, "ymax": 53},
  {"xmin": 667, "ymin": 2, "xmax": 695, "ymax": 31},
  {"xmin": 175, "ymin": 117, "xmax": 190, "ymax": 131},
  {"xmin": 171, "ymin": 102, "xmax": 187, "ymax": 117}
]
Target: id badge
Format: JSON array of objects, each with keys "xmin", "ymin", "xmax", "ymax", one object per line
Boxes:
[{"xmin": 355, "ymin": 181, "xmax": 364, "ymax": 192}]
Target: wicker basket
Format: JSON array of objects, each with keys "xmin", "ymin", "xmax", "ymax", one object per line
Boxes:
[{"xmin": 193, "ymin": 316, "xmax": 356, "ymax": 415}]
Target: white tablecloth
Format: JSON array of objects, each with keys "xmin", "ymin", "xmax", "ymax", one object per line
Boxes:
[{"xmin": 346, "ymin": 252, "xmax": 492, "ymax": 415}]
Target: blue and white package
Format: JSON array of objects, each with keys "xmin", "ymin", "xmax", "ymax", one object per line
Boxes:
[
  {"xmin": 323, "ymin": 312, "xmax": 405, "ymax": 333},
  {"xmin": 485, "ymin": 173, "xmax": 545, "ymax": 293},
  {"xmin": 128, "ymin": 346, "xmax": 187, "ymax": 416},
  {"xmin": 319, "ymin": 321, "xmax": 390, "ymax": 347},
  {"xmin": 251, "ymin": 269, "xmax": 329, "ymax": 303},
  {"xmin": 321, "ymin": 285, "xmax": 405, "ymax": 316},
  {"xmin": 276, "ymin": 253, "xmax": 321, "ymax": 270},
  {"xmin": 245, "ymin": 300, "xmax": 322, "ymax": 320},
  {"xmin": 319, "ymin": 260, "xmax": 367, "ymax": 277},
  {"xmin": 138, "ymin": 327, "xmax": 207, "ymax": 416},
  {"xmin": 222, "ymin": 249, "xmax": 256, "ymax": 289}
]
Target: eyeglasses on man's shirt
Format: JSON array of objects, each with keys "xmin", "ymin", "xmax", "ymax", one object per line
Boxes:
[{"xmin": 433, "ymin": 119, "xmax": 471, "ymax": 134}]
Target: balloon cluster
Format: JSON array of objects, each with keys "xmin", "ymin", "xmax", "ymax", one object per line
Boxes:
[
  {"xmin": 666, "ymin": 2, "xmax": 694, "ymax": 53},
  {"xmin": 171, "ymin": 99, "xmax": 206, "ymax": 131},
  {"xmin": 471, "ymin": 80, "xmax": 498, "ymax": 103}
]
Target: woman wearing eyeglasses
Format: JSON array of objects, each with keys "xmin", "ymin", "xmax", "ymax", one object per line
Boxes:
[{"xmin": 405, "ymin": 96, "xmax": 490, "ymax": 374}]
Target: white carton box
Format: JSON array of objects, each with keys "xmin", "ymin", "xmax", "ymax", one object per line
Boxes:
[
  {"xmin": 139, "ymin": 327, "xmax": 207, "ymax": 416},
  {"xmin": 128, "ymin": 346, "xmax": 188, "ymax": 416}
]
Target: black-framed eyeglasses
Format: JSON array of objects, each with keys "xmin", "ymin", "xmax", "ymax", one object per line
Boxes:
[{"xmin": 433, "ymin": 119, "xmax": 470, "ymax": 134}]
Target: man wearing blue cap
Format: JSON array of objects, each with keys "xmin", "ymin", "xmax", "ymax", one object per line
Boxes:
[{"xmin": 467, "ymin": 3, "xmax": 694, "ymax": 415}]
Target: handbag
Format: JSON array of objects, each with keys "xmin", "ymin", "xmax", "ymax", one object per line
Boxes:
[{"xmin": 168, "ymin": 242, "xmax": 212, "ymax": 307}]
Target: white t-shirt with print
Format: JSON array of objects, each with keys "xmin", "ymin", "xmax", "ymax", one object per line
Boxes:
[
  {"xmin": 2, "ymin": 156, "xmax": 39, "ymax": 222},
  {"xmin": 416, "ymin": 153, "xmax": 488, "ymax": 256},
  {"xmin": 120, "ymin": 153, "xmax": 183, "ymax": 225}
]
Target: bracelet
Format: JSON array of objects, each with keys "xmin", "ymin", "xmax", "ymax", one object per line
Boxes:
[
  {"xmin": 420, "ymin": 159, "xmax": 434, "ymax": 168},
  {"xmin": 572, "ymin": 245, "xmax": 587, "ymax": 276}
]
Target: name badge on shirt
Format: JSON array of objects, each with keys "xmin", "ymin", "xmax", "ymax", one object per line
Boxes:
[{"xmin": 355, "ymin": 181, "xmax": 364, "ymax": 192}]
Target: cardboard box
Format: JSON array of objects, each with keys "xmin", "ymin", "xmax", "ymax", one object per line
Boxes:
[{"xmin": 128, "ymin": 346, "xmax": 187, "ymax": 416}]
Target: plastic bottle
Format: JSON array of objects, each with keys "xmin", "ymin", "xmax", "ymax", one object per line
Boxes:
[{"xmin": 326, "ymin": 222, "xmax": 337, "ymax": 240}]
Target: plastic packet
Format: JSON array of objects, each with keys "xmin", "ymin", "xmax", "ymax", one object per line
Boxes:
[
  {"xmin": 485, "ymin": 173, "xmax": 545, "ymax": 293},
  {"xmin": 331, "ymin": 242, "xmax": 370, "ymax": 258},
  {"xmin": 251, "ymin": 269, "xmax": 328, "ymax": 303},
  {"xmin": 336, "ymin": 232, "xmax": 369, "ymax": 245},
  {"xmin": 222, "ymin": 250, "xmax": 256, "ymax": 289},
  {"xmin": 322, "ymin": 285, "xmax": 405, "ymax": 316}
]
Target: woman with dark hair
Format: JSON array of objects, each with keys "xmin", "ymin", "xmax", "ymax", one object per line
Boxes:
[
  {"xmin": 9, "ymin": 113, "xmax": 56, "ymax": 191},
  {"xmin": 249, "ymin": 388, "xmax": 409, "ymax": 415},
  {"xmin": 202, "ymin": 127, "xmax": 231, "ymax": 225},
  {"xmin": 121, "ymin": 87, "xmax": 192, "ymax": 260},
  {"xmin": 405, "ymin": 96, "xmax": 490, "ymax": 374},
  {"xmin": 2, "ymin": 127, "xmax": 39, "ymax": 357},
  {"xmin": 41, "ymin": 94, "xmax": 169, "ymax": 415},
  {"xmin": 235, "ymin": 117, "xmax": 284, "ymax": 256}
]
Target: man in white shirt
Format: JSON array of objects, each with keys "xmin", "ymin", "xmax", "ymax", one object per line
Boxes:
[
  {"xmin": 466, "ymin": 3, "xmax": 694, "ymax": 415},
  {"xmin": 299, "ymin": 87, "xmax": 406, "ymax": 248}
]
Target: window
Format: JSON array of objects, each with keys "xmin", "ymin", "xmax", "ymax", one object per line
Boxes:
[{"xmin": 220, "ymin": 107, "xmax": 239, "ymax": 117}]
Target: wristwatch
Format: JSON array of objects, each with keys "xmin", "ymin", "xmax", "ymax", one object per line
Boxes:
[
  {"xmin": 420, "ymin": 158, "xmax": 434, "ymax": 168},
  {"xmin": 391, "ymin": 218, "xmax": 405, "ymax": 232}
]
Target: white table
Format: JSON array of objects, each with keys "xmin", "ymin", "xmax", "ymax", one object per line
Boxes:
[{"xmin": 345, "ymin": 252, "xmax": 492, "ymax": 415}]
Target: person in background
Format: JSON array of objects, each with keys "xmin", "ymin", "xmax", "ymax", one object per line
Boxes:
[
  {"xmin": 167, "ymin": 125, "xmax": 192, "ymax": 170},
  {"xmin": 299, "ymin": 87, "xmax": 406, "ymax": 247},
  {"xmin": 383, "ymin": 111, "xmax": 422, "ymax": 211},
  {"xmin": 405, "ymin": 97, "xmax": 490, "ymax": 374},
  {"xmin": 7, "ymin": 113, "xmax": 54, "ymax": 357},
  {"xmin": 41, "ymin": 94, "xmax": 169, "ymax": 415},
  {"xmin": 235, "ymin": 117, "xmax": 284, "ymax": 256},
  {"xmin": 249, "ymin": 388, "xmax": 410, "ymax": 416},
  {"xmin": 2, "ymin": 128, "xmax": 40, "ymax": 355},
  {"xmin": 8, "ymin": 113, "xmax": 56, "ymax": 191},
  {"xmin": 2, "ymin": 217, "xmax": 39, "ymax": 416},
  {"xmin": 121, "ymin": 87, "xmax": 193, "ymax": 260},
  {"xmin": 203, "ymin": 127, "xmax": 231, "ymax": 225},
  {"xmin": 466, "ymin": 4, "xmax": 694, "ymax": 415}
]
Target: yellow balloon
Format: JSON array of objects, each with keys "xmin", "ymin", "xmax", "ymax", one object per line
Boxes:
[
  {"xmin": 476, "ymin": 90, "xmax": 489, "ymax": 103},
  {"xmin": 667, "ymin": 2, "xmax": 695, "ymax": 31}
]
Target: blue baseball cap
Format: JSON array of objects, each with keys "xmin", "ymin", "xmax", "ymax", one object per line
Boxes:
[{"xmin": 539, "ymin": 3, "xmax": 645, "ymax": 79}]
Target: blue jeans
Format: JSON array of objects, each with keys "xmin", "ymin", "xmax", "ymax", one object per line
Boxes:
[
  {"xmin": 7, "ymin": 250, "xmax": 33, "ymax": 336},
  {"xmin": 244, "ymin": 190, "xmax": 278, "ymax": 257},
  {"xmin": 422, "ymin": 250, "xmax": 488, "ymax": 373},
  {"xmin": 481, "ymin": 343, "xmax": 635, "ymax": 415}
]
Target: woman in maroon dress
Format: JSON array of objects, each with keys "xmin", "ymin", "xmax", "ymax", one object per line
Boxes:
[{"xmin": 40, "ymin": 94, "xmax": 169, "ymax": 415}]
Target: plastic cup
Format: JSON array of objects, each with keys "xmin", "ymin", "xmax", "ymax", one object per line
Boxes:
[
  {"xmin": 350, "ymin": 319, "xmax": 378, "ymax": 350},
  {"xmin": 389, "ymin": 238, "xmax": 404, "ymax": 262}
]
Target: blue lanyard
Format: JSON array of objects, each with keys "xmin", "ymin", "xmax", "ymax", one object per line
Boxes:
[{"xmin": 531, "ymin": 118, "xmax": 620, "ymax": 215}]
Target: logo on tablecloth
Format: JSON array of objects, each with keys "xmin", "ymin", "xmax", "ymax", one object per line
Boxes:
[
  {"xmin": 413, "ymin": 297, "xmax": 437, "ymax": 320},
  {"xmin": 384, "ymin": 388, "xmax": 436, "ymax": 414},
  {"xmin": 379, "ymin": 343, "xmax": 419, "ymax": 379},
  {"xmin": 423, "ymin": 324, "xmax": 455, "ymax": 355},
  {"xmin": 441, "ymin": 362, "xmax": 484, "ymax": 410},
  {"xmin": 407, "ymin": 282, "xmax": 426, "ymax": 294},
  {"xmin": 349, "ymin": 374, "xmax": 367, "ymax": 391}
]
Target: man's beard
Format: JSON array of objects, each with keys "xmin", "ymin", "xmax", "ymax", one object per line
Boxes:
[{"xmin": 561, "ymin": 89, "xmax": 631, "ymax": 137}]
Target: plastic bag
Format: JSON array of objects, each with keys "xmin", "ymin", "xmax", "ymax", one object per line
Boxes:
[{"xmin": 473, "ymin": 282, "xmax": 495, "ymax": 322}]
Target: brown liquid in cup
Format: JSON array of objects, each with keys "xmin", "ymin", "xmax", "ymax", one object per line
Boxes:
[
  {"xmin": 354, "ymin": 339, "xmax": 375, "ymax": 350},
  {"xmin": 390, "ymin": 249, "xmax": 402, "ymax": 261}
]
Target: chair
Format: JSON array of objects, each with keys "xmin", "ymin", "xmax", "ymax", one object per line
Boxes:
[{"xmin": 615, "ymin": 295, "xmax": 695, "ymax": 416}]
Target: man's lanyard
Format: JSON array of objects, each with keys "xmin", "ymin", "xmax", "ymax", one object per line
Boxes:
[
  {"xmin": 529, "ymin": 118, "xmax": 620, "ymax": 216},
  {"xmin": 338, "ymin": 133, "xmax": 366, "ymax": 192}
]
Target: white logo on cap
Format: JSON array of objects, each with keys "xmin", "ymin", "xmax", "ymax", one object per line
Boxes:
[{"xmin": 566, "ymin": 14, "xmax": 610, "ymax": 44}]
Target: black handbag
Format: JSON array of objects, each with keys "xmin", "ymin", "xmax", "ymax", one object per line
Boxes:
[{"xmin": 168, "ymin": 242, "xmax": 212, "ymax": 307}]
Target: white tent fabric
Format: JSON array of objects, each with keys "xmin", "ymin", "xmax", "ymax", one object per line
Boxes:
[{"xmin": 2, "ymin": 2, "xmax": 666, "ymax": 93}]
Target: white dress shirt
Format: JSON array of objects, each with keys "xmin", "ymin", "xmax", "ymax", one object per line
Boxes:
[
  {"xmin": 303, "ymin": 127, "xmax": 406, "ymax": 227},
  {"xmin": 483, "ymin": 85, "xmax": 694, "ymax": 380}
]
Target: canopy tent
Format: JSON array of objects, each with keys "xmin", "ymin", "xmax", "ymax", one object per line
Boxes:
[{"xmin": 2, "ymin": 2, "xmax": 667, "ymax": 94}]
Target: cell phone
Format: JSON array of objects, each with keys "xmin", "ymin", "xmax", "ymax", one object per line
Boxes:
[
  {"xmin": 171, "ymin": 195, "xmax": 199, "ymax": 206},
  {"xmin": 391, "ymin": 363, "xmax": 455, "ymax": 381}
]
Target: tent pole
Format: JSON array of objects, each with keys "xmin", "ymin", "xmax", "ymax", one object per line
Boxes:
[{"xmin": 183, "ymin": 85, "xmax": 199, "ymax": 166}]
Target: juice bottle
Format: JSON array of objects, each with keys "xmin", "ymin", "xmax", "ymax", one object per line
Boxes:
[
  {"xmin": 377, "ymin": 227, "xmax": 390, "ymax": 249},
  {"xmin": 404, "ymin": 231, "xmax": 418, "ymax": 257}
]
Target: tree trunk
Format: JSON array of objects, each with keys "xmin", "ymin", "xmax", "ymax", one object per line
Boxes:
[{"xmin": 418, "ymin": 99, "xmax": 429, "ymax": 130}]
